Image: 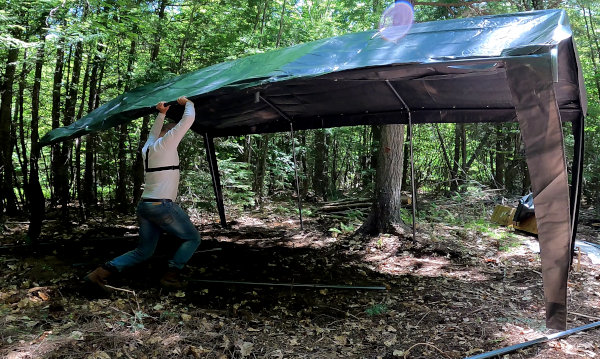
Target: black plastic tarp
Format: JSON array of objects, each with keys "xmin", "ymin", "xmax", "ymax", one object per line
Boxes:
[{"xmin": 40, "ymin": 9, "xmax": 586, "ymax": 330}]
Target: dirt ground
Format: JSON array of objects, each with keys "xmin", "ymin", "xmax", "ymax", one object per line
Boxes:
[{"xmin": 1, "ymin": 194, "xmax": 600, "ymax": 359}]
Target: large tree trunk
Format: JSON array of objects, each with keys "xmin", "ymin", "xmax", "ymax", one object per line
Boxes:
[
  {"xmin": 27, "ymin": 42, "xmax": 46, "ymax": 243},
  {"xmin": 0, "ymin": 46, "xmax": 20, "ymax": 216},
  {"xmin": 359, "ymin": 124, "xmax": 406, "ymax": 235}
]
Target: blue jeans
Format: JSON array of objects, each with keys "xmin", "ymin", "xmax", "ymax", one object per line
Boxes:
[{"xmin": 108, "ymin": 200, "xmax": 201, "ymax": 271}]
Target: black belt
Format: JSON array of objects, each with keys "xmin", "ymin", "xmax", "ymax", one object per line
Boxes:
[
  {"xmin": 141, "ymin": 198, "xmax": 172, "ymax": 203},
  {"xmin": 146, "ymin": 165, "xmax": 180, "ymax": 172}
]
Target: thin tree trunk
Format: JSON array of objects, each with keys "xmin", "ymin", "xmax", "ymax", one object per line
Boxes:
[
  {"xmin": 300, "ymin": 133, "xmax": 308, "ymax": 198},
  {"xmin": 313, "ymin": 129, "xmax": 327, "ymax": 200},
  {"xmin": 434, "ymin": 124, "xmax": 454, "ymax": 192},
  {"xmin": 276, "ymin": 0, "xmax": 287, "ymax": 48},
  {"xmin": 0, "ymin": 46, "xmax": 20, "ymax": 216},
  {"xmin": 17, "ymin": 49, "xmax": 30, "ymax": 197},
  {"xmin": 116, "ymin": 38, "xmax": 137, "ymax": 212},
  {"xmin": 27, "ymin": 41, "xmax": 46, "ymax": 243},
  {"xmin": 495, "ymin": 125, "xmax": 505, "ymax": 188},
  {"xmin": 253, "ymin": 134, "xmax": 271, "ymax": 206},
  {"xmin": 57, "ymin": 40, "xmax": 84, "ymax": 218},
  {"xmin": 50, "ymin": 36, "xmax": 65, "ymax": 207},
  {"xmin": 328, "ymin": 132, "xmax": 338, "ymax": 197},
  {"xmin": 459, "ymin": 123, "xmax": 467, "ymax": 186},
  {"xmin": 450, "ymin": 124, "xmax": 460, "ymax": 192},
  {"xmin": 83, "ymin": 44, "xmax": 103, "ymax": 209},
  {"xmin": 580, "ymin": 3, "xmax": 600, "ymax": 98},
  {"xmin": 260, "ymin": 0, "xmax": 269, "ymax": 35}
]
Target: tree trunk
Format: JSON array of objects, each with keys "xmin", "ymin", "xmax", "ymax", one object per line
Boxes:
[
  {"xmin": 132, "ymin": 116, "xmax": 150, "ymax": 204},
  {"xmin": 115, "ymin": 38, "xmax": 137, "ymax": 212},
  {"xmin": 56, "ymin": 40, "xmax": 84, "ymax": 218},
  {"xmin": 494, "ymin": 125, "xmax": 505, "ymax": 188},
  {"xmin": 83, "ymin": 44, "xmax": 103, "ymax": 209},
  {"xmin": 450, "ymin": 124, "xmax": 460, "ymax": 192},
  {"xmin": 275, "ymin": 0, "xmax": 287, "ymax": 48},
  {"xmin": 313, "ymin": 129, "xmax": 327, "ymax": 200},
  {"xmin": 459, "ymin": 123, "xmax": 467, "ymax": 186},
  {"xmin": 328, "ymin": 131, "xmax": 338, "ymax": 198},
  {"xmin": 17, "ymin": 49, "xmax": 30, "ymax": 199},
  {"xmin": 0, "ymin": 46, "xmax": 20, "ymax": 216},
  {"xmin": 253, "ymin": 134, "xmax": 271, "ymax": 206},
  {"xmin": 300, "ymin": 132, "xmax": 308, "ymax": 198},
  {"xmin": 50, "ymin": 37, "xmax": 65, "ymax": 206},
  {"xmin": 27, "ymin": 41, "xmax": 46, "ymax": 243},
  {"xmin": 359, "ymin": 124, "xmax": 406, "ymax": 235},
  {"xmin": 434, "ymin": 124, "xmax": 454, "ymax": 192}
]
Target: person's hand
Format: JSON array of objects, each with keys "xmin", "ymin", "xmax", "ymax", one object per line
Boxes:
[
  {"xmin": 156, "ymin": 101, "xmax": 170, "ymax": 114},
  {"xmin": 177, "ymin": 96, "xmax": 192, "ymax": 105}
]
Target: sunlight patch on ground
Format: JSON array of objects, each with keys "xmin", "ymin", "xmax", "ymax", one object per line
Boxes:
[{"xmin": 360, "ymin": 235, "xmax": 490, "ymax": 281}]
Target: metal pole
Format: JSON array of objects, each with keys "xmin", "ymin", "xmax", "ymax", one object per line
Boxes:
[
  {"xmin": 203, "ymin": 133, "xmax": 227, "ymax": 227},
  {"xmin": 464, "ymin": 320, "xmax": 600, "ymax": 359},
  {"xmin": 385, "ymin": 80, "xmax": 417, "ymax": 240},
  {"xmin": 569, "ymin": 114, "xmax": 584, "ymax": 264},
  {"xmin": 259, "ymin": 95, "xmax": 304, "ymax": 230},
  {"xmin": 191, "ymin": 279, "xmax": 387, "ymax": 290}
]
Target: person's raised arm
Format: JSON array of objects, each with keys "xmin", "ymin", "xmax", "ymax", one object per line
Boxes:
[
  {"xmin": 148, "ymin": 101, "xmax": 170, "ymax": 141},
  {"xmin": 160, "ymin": 96, "xmax": 195, "ymax": 147}
]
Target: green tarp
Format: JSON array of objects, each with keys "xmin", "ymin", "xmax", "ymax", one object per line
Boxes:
[
  {"xmin": 40, "ymin": 9, "xmax": 584, "ymax": 142},
  {"xmin": 40, "ymin": 9, "xmax": 586, "ymax": 330}
]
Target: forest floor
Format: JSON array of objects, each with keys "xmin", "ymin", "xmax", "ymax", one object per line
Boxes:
[{"xmin": 1, "ymin": 191, "xmax": 600, "ymax": 359}]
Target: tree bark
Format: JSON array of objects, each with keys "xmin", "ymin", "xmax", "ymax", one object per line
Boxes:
[
  {"xmin": 27, "ymin": 41, "xmax": 46, "ymax": 242},
  {"xmin": 276, "ymin": 0, "xmax": 287, "ymax": 48},
  {"xmin": 494, "ymin": 125, "xmax": 505, "ymax": 188},
  {"xmin": 83, "ymin": 44, "xmax": 103, "ymax": 209},
  {"xmin": 115, "ymin": 38, "xmax": 137, "ymax": 212},
  {"xmin": 49, "ymin": 36, "xmax": 65, "ymax": 206},
  {"xmin": 359, "ymin": 124, "xmax": 406, "ymax": 235},
  {"xmin": 253, "ymin": 134, "xmax": 271, "ymax": 206},
  {"xmin": 0, "ymin": 46, "xmax": 20, "ymax": 216},
  {"xmin": 56, "ymin": 40, "xmax": 84, "ymax": 218},
  {"xmin": 17, "ymin": 49, "xmax": 30, "ymax": 198},
  {"xmin": 313, "ymin": 129, "xmax": 327, "ymax": 201}
]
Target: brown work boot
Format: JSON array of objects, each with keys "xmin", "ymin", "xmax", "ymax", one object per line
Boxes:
[
  {"xmin": 84, "ymin": 266, "xmax": 113, "ymax": 292},
  {"xmin": 160, "ymin": 268, "xmax": 186, "ymax": 289}
]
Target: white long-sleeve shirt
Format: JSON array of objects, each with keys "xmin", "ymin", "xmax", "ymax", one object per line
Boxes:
[{"xmin": 141, "ymin": 101, "xmax": 195, "ymax": 201}]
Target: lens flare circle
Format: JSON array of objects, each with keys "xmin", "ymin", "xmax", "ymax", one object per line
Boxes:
[{"xmin": 378, "ymin": 1, "xmax": 414, "ymax": 42}]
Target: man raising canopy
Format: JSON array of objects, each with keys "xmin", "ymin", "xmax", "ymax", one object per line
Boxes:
[{"xmin": 85, "ymin": 96, "xmax": 201, "ymax": 289}]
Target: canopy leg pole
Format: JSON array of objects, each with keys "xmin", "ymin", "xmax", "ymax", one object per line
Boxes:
[
  {"xmin": 203, "ymin": 133, "xmax": 227, "ymax": 227},
  {"xmin": 385, "ymin": 80, "xmax": 417, "ymax": 241},
  {"xmin": 258, "ymin": 94, "xmax": 304, "ymax": 230},
  {"xmin": 569, "ymin": 114, "xmax": 584, "ymax": 265}
]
